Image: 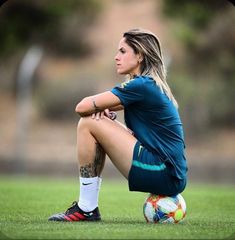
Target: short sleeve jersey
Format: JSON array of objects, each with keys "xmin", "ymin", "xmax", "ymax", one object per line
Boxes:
[{"xmin": 111, "ymin": 76, "xmax": 187, "ymax": 179}]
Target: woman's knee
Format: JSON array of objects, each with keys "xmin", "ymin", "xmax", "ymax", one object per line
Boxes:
[
  {"xmin": 77, "ymin": 116, "xmax": 92, "ymax": 131},
  {"xmin": 77, "ymin": 116, "xmax": 111, "ymax": 133}
]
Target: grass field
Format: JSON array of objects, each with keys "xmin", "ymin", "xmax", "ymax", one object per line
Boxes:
[{"xmin": 0, "ymin": 175, "xmax": 235, "ymax": 239}]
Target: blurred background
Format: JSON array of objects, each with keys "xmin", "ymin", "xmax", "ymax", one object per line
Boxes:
[{"xmin": 0, "ymin": 0, "xmax": 234, "ymax": 184}]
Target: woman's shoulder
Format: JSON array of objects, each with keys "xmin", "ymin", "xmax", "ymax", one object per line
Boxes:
[
  {"xmin": 135, "ymin": 75, "xmax": 164, "ymax": 94},
  {"xmin": 134, "ymin": 75, "xmax": 154, "ymax": 83}
]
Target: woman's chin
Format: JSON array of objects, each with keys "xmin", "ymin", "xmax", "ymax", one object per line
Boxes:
[{"xmin": 116, "ymin": 70, "xmax": 125, "ymax": 75}]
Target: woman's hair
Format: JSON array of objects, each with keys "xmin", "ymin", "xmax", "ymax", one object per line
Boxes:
[{"xmin": 123, "ymin": 28, "xmax": 178, "ymax": 108}]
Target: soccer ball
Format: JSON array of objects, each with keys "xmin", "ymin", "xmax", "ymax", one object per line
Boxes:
[{"xmin": 143, "ymin": 194, "xmax": 186, "ymax": 223}]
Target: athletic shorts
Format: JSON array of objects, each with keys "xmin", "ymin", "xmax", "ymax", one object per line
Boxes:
[{"xmin": 128, "ymin": 141, "xmax": 187, "ymax": 196}]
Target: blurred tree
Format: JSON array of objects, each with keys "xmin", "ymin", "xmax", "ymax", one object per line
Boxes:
[
  {"xmin": 163, "ymin": 0, "xmax": 229, "ymax": 27},
  {"xmin": 162, "ymin": 0, "xmax": 235, "ymax": 131},
  {"xmin": 0, "ymin": 0, "xmax": 103, "ymax": 121},
  {"xmin": 163, "ymin": 0, "xmax": 231, "ymax": 50},
  {"xmin": 0, "ymin": 0, "xmax": 102, "ymax": 59}
]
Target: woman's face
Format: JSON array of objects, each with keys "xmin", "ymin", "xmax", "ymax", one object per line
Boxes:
[{"xmin": 115, "ymin": 37, "xmax": 141, "ymax": 76}]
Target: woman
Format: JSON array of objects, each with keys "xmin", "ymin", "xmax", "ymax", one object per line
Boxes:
[{"xmin": 48, "ymin": 28, "xmax": 187, "ymax": 222}]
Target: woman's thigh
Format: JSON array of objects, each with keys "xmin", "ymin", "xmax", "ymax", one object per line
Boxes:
[
  {"xmin": 77, "ymin": 116, "xmax": 137, "ymax": 179},
  {"xmin": 128, "ymin": 142, "xmax": 186, "ymax": 196}
]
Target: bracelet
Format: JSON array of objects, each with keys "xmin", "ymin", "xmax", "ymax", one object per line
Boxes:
[{"xmin": 109, "ymin": 111, "xmax": 117, "ymax": 120}]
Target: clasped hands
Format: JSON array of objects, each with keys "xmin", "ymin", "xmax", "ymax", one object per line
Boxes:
[{"xmin": 91, "ymin": 109, "xmax": 117, "ymax": 121}]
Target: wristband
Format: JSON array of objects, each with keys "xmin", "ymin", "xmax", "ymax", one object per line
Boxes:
[{"xmin": 109, "ymin": 111, "xmax": 117, "ymax": 120}]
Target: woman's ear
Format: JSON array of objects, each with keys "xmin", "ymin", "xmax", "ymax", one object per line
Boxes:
[{"xmin": 137, "ymin": 54, "xmax": 143, "ymax": 63}]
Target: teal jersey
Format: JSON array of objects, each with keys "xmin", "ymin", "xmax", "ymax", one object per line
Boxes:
[{"xmin": 111, "ymin": 76, "xmax": 187, "ymax": 180}]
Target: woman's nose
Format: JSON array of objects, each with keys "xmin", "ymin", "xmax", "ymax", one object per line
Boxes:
[{"xmin": 115, "ymin": 54, "xmax": 119, "ymax": 61}]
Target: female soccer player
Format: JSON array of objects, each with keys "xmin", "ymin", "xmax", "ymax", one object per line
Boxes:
[{"xmin": 48, "ymin": 28, "xmax": 187, "ymax": 222}]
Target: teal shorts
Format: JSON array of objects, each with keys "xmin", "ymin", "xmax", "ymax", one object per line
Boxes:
[{"xmin": 128, "ymin": 141, "xmax": 186, "ymax": 196}]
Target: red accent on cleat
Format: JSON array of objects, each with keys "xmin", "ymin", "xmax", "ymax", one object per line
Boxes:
[
  {"xmin": 64, "ymin": 216, "xmax": 72, "ymax": 221},
  {"xmin": 74, "ymin": 212, "xmax": 86, "ymax": 220},
  {"xmin": 69, "ymin": 214, "xmax": 79, "ymax": 221}
]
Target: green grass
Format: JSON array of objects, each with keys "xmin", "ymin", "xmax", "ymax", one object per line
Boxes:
[{"xmin": 0, "ymin": 176, "xmax": 235, "ymax": 239}]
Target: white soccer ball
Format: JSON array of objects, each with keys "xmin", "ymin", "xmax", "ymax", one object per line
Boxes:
[{"xmin": 143, "ymin": 194, "xmax": 186, "ymax": 223}]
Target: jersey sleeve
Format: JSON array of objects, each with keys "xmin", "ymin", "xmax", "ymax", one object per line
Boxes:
[{"xmin": 110, "ymin": 77, "xmax": 144, "ymax": 106}]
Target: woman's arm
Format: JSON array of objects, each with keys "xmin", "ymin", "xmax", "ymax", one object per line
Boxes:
[
  {"xmin": 109, "ymin": 104, "xmax": 124, "ymax": 111},
  {"xmin": 75, "ymin": 91, "xmax": 122, "ymax": 117}
]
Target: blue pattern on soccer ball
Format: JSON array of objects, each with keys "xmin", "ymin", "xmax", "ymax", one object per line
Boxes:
[{"xmin": 153, "ymin": 209, "xmax": 165, "ymax": 222}]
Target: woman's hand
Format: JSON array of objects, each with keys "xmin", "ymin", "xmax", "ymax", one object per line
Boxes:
[
  {"xmin": 91, "ymin": 111, "xmax": 105, "ymax": 120},
  {"xmin": 91, "ymin": 109, "xmax": 117, "ymax": 120}
]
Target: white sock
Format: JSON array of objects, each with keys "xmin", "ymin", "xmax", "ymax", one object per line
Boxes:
[{"xmin": 78, "ymin": 176, "xmax": 102, "ymax": 212}]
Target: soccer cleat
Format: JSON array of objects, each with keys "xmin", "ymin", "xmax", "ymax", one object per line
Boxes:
[{"xmin": 48, "ymin": 201, "xmax": 101, "ymax": 222}]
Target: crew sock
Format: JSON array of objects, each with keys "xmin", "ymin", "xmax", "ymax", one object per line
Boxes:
[{"xmin": 78, "ymin": 176, "xmax": 102, "ymax": 212}]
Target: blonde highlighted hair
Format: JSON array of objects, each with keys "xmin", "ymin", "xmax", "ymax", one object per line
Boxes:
[{"xmin": 123, "ymin": 28, "xmax": 178, "ymax": 108}]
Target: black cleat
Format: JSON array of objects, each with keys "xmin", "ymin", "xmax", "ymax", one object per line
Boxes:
[{"xmin": 48, "ymin": 201, "xmax": 101, "ymax": 222}]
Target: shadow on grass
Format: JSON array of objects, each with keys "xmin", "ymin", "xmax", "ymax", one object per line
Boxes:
[
  {"xmin": 0, "ymin": 231, "xmax": 10, "ymax": 240},
  {"xmin": 225, "ymin": 232, "xmax": 235, "ymax": 240},
  {"xmin": 101, "ymin": 219, "xmax": 144, "ymax": 225}
]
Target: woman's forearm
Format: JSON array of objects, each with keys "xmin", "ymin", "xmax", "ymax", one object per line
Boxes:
[{"xmin": 109, "ymin": 104, "xmax": 124, "ymax": 111}]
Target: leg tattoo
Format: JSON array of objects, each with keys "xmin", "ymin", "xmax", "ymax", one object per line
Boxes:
[
  {"xmin": 80, "ymin": 163, "xmax": 96, "ymax": 178},
  {"xmin": 80, "ymin": 143, "xmax": 106, "ymax": 177},
  {"xmin": 94, "ymin": 143, "xmax": 106, "ymax": 176}
]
